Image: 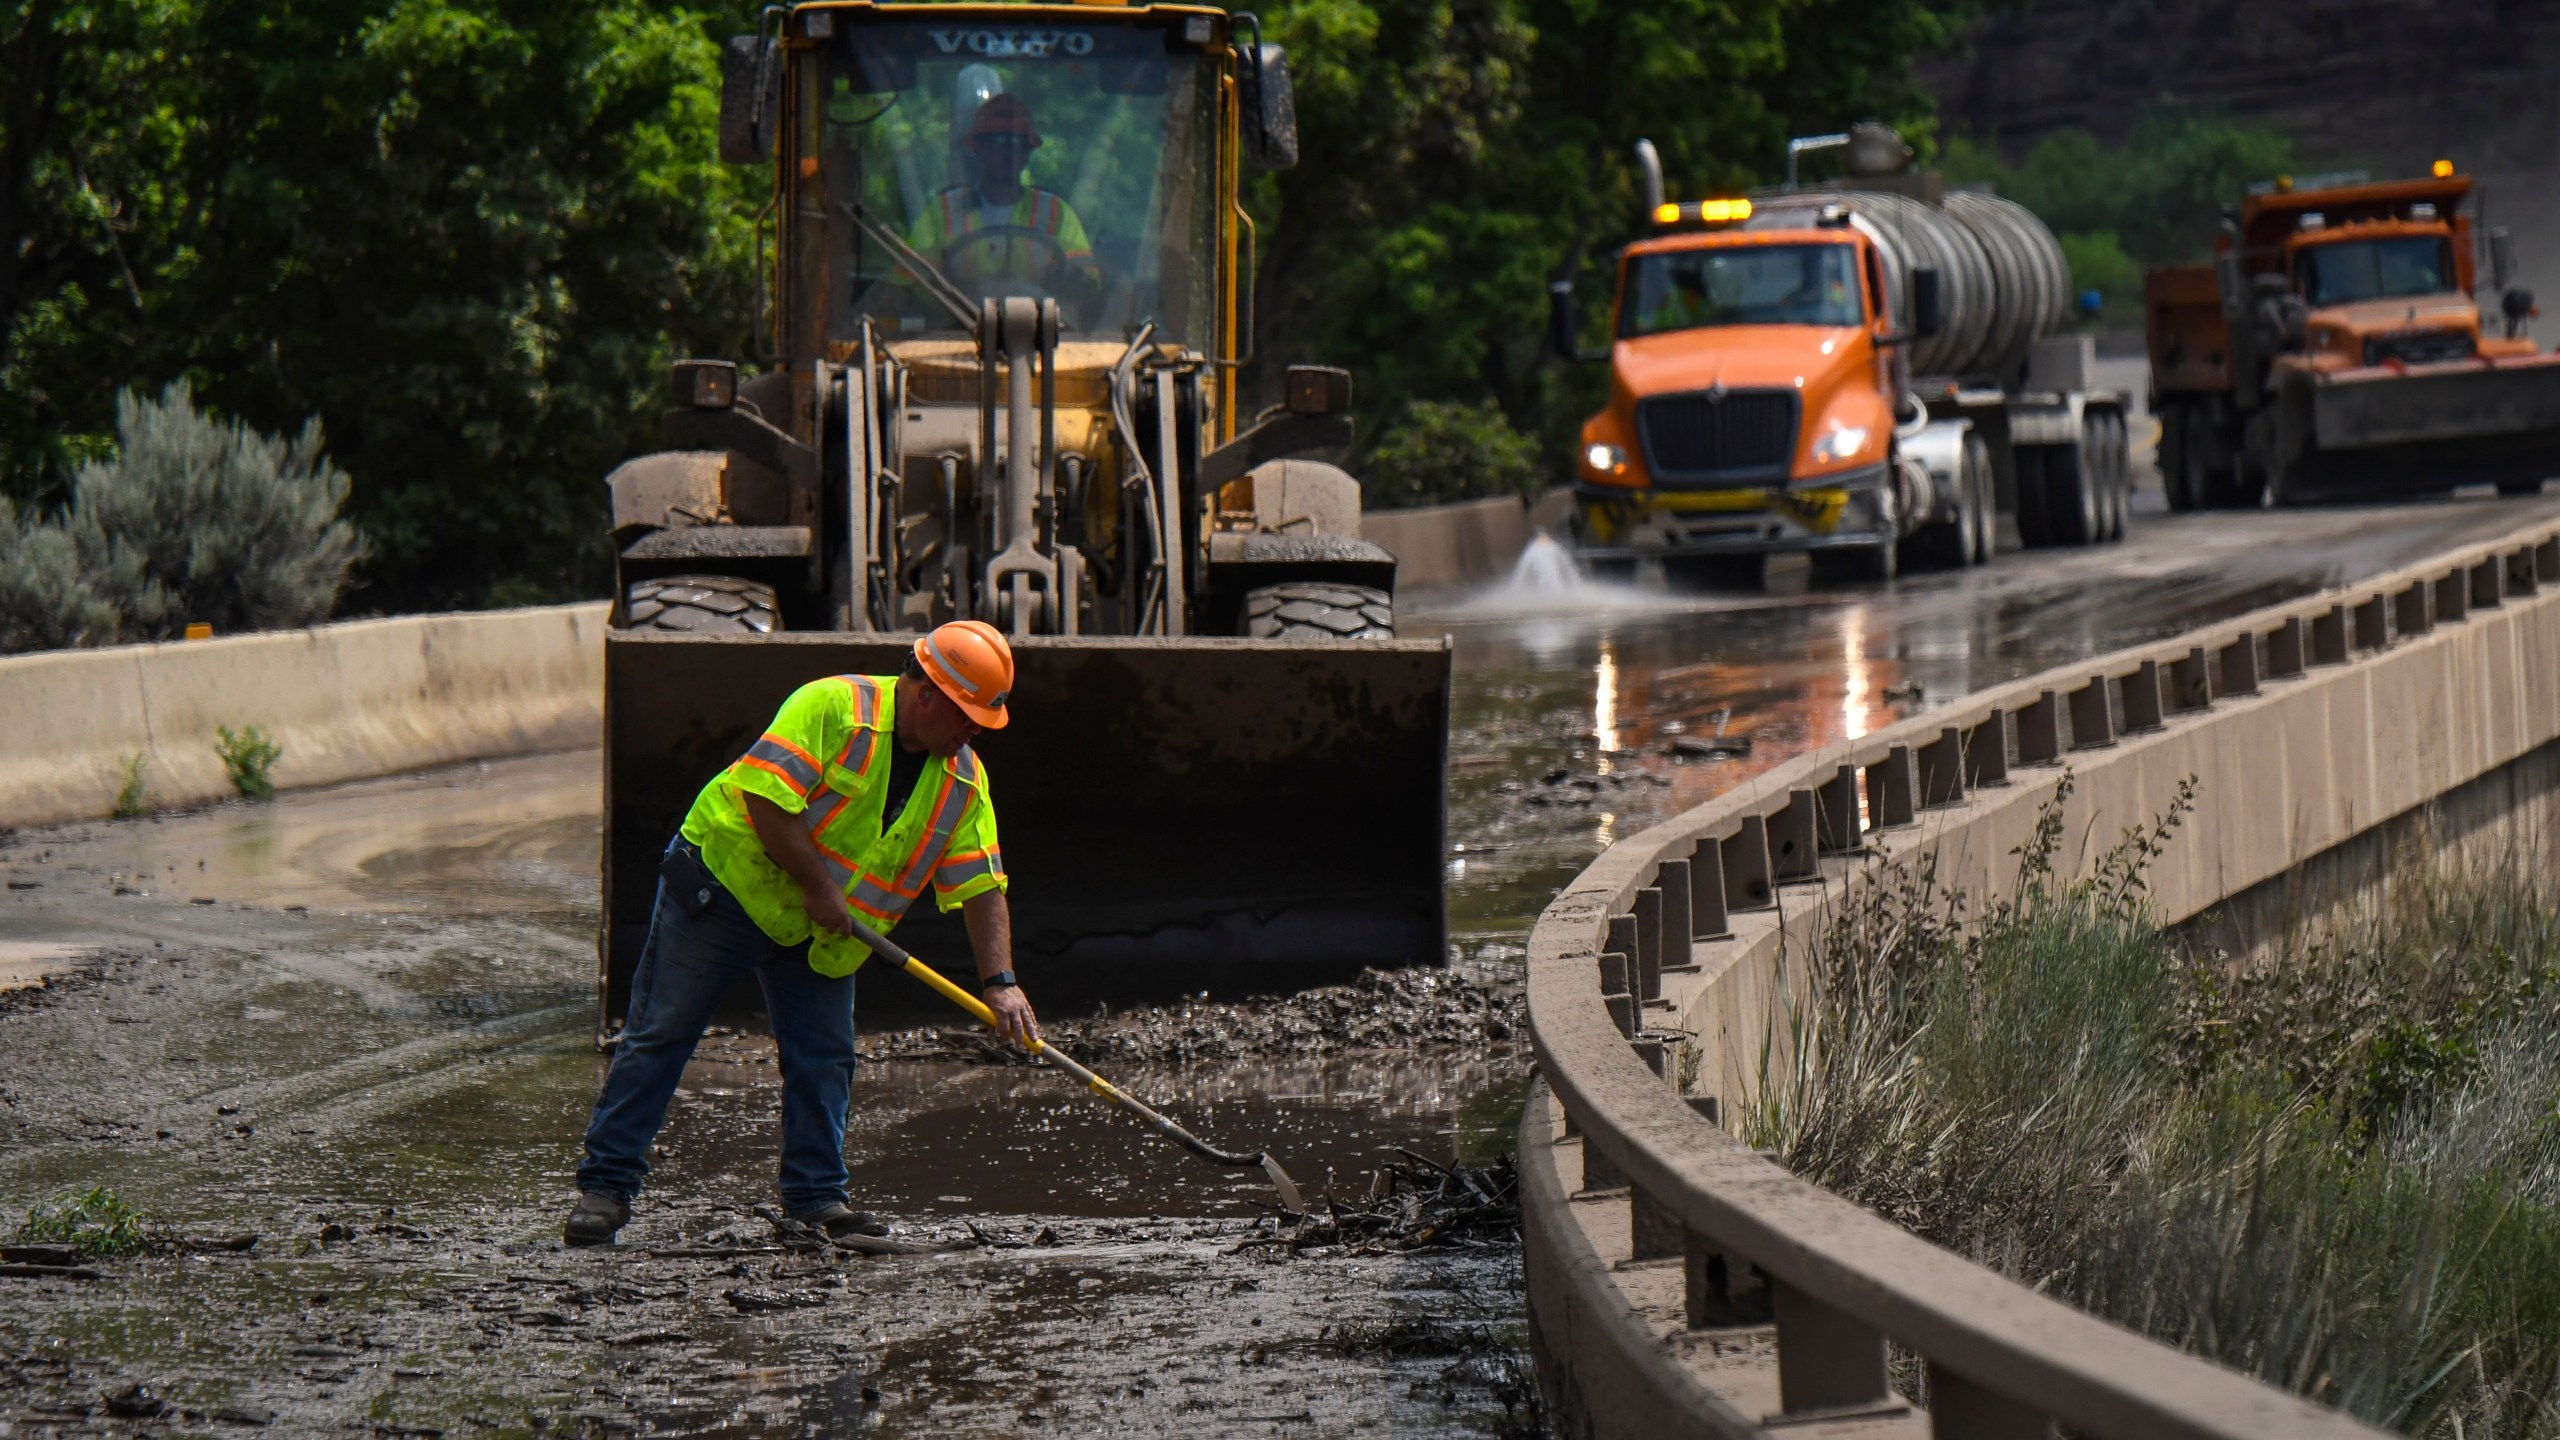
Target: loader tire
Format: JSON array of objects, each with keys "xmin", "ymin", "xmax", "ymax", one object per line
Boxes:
[
  {"xmin": 1240, "ymin": 582, "xmax": 1396, "ymax": 640},
  {"xmin": 619, "ymin": 574, "xmax": 782, "ymax": 633}
]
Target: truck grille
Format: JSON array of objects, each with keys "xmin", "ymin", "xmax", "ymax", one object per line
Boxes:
[
  {"xmin": 1636, "ymin": 389, "xmax": 1799, "ymax": 485},
  {"xmin": 2364, "ymin": 331, "xmax": 2476, "ymax": 366}
]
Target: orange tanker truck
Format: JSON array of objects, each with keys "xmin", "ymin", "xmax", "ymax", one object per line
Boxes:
[
  {"xmin": 1550, "ymin": 123, "xmax": 2132, "ymax": 585},
  {"xmin": 2148, "ymin": 162, "xmax": 2560, "ymax": 506}
]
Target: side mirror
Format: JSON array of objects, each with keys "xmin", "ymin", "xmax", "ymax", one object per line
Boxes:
[
  {"xmin": 1239, "ymin": 42, "xmax": 1299, "ymax": 170},
  {"xmin": 1549, "ymin": 278, "xmax": 1609, "ymax": 364},
  {"xmin": 719, "ymin": 35, "xmax": 781, "ymax": 164},
  {"xmin": 2491, "ymin": 226, "xmax": 2519, "ymax": 291},
  {"xmin": 1910, "ymin": 266, "xmax": 1943, "ymax": 341},
  {"xmin": 2215, "ymin": 251, "xmax": 2246, "ymax": 319}
]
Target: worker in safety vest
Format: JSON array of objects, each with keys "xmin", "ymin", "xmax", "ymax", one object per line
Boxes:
[
  {"xmin": 565, "ymin": 621, "xmax": 1037, "ymax": 1247},
  {"xmin": 908, "ymin": 94, "xmax": 1100, "ymax": 297}
]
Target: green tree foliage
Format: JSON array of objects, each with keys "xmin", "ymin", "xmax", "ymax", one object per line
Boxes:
[
  {"xmin": 1941, "ymin": 111, "xmax": 2299, "ymax": 313},
  {"xmin": 1, "ymin": 0, "xmax": 760, "ymax": 610},
  {"xmin": 1365, "ymin": 398, "xmax": 1543, "ymax": 507}
]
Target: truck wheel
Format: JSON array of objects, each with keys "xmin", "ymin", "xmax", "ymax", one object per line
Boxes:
[
  {"xmin": 2014, "ymin": 445, "xmax": 2053, "ymax": 547},
  {"xmin": 2100, "ymin": 413, "xmax": 2131, "ymax": 541},
  {"xmin": 2048, "ymin": 437, "xmax": 2101, "ymax": 546},
  {"xmin": 1846, "ymin": 540, "xmax": 1898, "ymax": 583},
  {"xmin": 1920, "ymin": 432, "xmax": 1990, "ymax": 567},
  {"xmin": 1240, "ymin": 582, "xmax": 1396, "ymax": 640},
  {"xmin": 619, "ymin": 574, "xmax": 782, "ymax": 633},
  {"xmin": 1969, "ymin": 433, "xmax": 1998, "ymax": 563}
]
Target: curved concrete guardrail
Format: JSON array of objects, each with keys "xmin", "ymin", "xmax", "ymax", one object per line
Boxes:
[
  {"xmin": 0, "ymin": 603, "xmax": 608, "ymax": 829},
  {"xmin": 1524, "ymin": 516, "xmax": 2560, "ymax": 1438}
]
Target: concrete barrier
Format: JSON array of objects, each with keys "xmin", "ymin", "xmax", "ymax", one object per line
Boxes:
[
  {"xmin": 0, "ymin": 603, "xmax": 609, "ymax": 829},
  {"xmin": 1523, "ymin": 517, "xmax": 2560, "ymax": 1438},
  {"xmin": 1363, "ymin": 495, "xmax": 1533, "ymax": 593}
]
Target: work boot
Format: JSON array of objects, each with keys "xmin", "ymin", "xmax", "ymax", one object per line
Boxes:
[
  {"xmin": 791, "ymin": 1202, "xmax": 891, "ymax": 1240},
  {"xmin": 562, "ymin": 1191, "xmax": 631, "ymax": 1248}
]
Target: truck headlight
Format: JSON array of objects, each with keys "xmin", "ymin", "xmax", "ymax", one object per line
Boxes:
[
  {"xmin": 1585, "ymin": 443, "xmax": 1628, "ymax": 477},
  {"xmin": 1811, "ymin": 425, "xmax": 1870, "ymax": 465}
]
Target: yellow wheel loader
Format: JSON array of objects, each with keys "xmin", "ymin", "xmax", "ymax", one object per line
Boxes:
[{"xmin": 598, "ymin": 1, "xmax": 1452, "ymax": 1034}]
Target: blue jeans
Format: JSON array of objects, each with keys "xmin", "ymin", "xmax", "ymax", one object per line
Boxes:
[{"xmin": 576, "ymin": 842, "xmax": 857, "ymax": 1214}]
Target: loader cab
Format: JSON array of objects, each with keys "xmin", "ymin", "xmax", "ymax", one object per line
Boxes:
[{"xmin": 786, "ymin": 9, "xmax": 1227, "ymax": 353}]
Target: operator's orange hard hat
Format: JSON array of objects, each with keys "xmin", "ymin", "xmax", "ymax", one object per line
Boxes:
[
  {"xmin": 915, "ymin": 620, "xmax": 1015, "ymax": 730},
  {"xmin": 967, "ymin": 94, "xmax": 1042, "ymax": 148}
]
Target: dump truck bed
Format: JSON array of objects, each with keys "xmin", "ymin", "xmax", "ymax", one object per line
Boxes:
[{"xmin": 600, "ymin": 632, "xmax": 1453, "ymax": 1033}]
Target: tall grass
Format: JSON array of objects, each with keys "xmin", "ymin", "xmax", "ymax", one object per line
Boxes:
[{"xmin": 1751, "ymin": 774, "xmax": 2560, "ymax": 1437}]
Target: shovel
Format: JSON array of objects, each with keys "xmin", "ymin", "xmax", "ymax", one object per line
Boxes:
[{"xmin": 844, "ymin": 916, "xmax": 1307, "ymax": 1215}]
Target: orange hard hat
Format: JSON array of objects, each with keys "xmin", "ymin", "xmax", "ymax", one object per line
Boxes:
[
  {"xmin": 915, "ymin": 620, "xmax": 1015, "ymax": 730},
  {"xmin": 967, "ymin": 94, "xmax": 1042, "ymax": 148}
]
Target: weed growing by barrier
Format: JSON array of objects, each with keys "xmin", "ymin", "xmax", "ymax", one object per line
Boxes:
[
  {"xmin": 1754, "ymin": 775, "xmax": 2560, "ymax": 1437},
  {"xmin": 110, "ymin": 753, "xmax": 152, "ymax": 819},
  {"xmin": 214, "ymin": 724, "xmax": 281, "ymax": 801}
]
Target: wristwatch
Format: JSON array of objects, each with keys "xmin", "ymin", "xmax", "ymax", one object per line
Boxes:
[{"xmin": 981, "ymin": 969, "xmax": 1019, "ymax": 990}]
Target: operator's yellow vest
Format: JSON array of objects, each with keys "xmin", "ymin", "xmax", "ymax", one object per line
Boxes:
[{"xmin": 680, "ymin": 675, "xmax": 1005, "ymax": 976}]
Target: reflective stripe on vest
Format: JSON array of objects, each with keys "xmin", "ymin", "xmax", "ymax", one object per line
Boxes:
[{"xmin": 742, "ymin": 732, "xmax": 822, "ymax": 796}]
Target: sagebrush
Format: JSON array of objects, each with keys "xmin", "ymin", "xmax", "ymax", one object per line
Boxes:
[{"xmin": 0, "ymin": 383, "xmax": 361, "ymax": 653}]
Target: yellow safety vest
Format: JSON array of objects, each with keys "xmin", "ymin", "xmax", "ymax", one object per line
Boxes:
[{"xmin": 680, "ymin": 675, "xmax": 1006, "ymax": 976}]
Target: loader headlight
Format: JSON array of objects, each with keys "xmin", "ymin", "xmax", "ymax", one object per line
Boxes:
[
  {"xmin": 1585, "ymin": 443, "xmax": 1628, "ymax": 477},
  {"xmin": 1811, "ymin": 424, "xmax": 1871, "ymax": 465}
]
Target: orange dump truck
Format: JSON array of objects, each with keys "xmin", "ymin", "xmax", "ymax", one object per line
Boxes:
[
  {"xmin": 2148, "ymin": 165, "xmax": 2560, "ymax": 505},
  {"xmin": 1550, "ymin": 124, "xmax": 2131, "ymax": 584}
]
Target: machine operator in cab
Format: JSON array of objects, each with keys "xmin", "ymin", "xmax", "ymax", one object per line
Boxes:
[
  {"xmin": 565, "ymin": 621, "xmax": 1039, "ymax": 1247},
  {"xmin": 908, "ymin": 95, "xmax": 1103, "ymax": 303}
]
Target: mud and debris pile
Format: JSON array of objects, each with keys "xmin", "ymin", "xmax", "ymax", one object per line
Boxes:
[
  {"xmin": 1245, "ymin": 1153, "xmax": 1520, "ymax": 1257},
  {"xmin": 861, "ymin": 966, "xmax": 1525, "ymax": 1067}
]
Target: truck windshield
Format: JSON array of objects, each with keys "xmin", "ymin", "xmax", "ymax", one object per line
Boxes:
[
  {"xmin": 2295, "ymin": 236, "xmax": 2455, "ymax": 306},
  {"xmin": 1619, "ymin": 244, "xmax": 1863, "ymax": 336},
  {"xmin": 800, "ymin": 19, "xmax": 1221, "ymax": 348}
]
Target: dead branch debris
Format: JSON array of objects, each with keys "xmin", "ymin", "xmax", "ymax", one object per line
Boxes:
[{"xmin": 1236, "ymin": 1152, "xmax": 1518, "ymax": 1257}]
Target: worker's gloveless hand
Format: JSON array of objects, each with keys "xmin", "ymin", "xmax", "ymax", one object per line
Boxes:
[
  {"xmin": 802, "ymin": 885, "xmax": 856, "ymax": 938},
  {"xmin": 985, "ymin": 984, "xmax": 1040, "ymax": 1050}
]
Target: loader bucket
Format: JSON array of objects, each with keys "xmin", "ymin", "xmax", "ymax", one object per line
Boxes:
[{"xmin": 599, "ymin": 632, "xmax": 1453, "ymax": 1035}]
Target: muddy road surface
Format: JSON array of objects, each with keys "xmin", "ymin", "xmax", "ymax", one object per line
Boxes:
[{"xmin": 3, "ymin": 486, "xmax": 2553, "ymax": 1436}]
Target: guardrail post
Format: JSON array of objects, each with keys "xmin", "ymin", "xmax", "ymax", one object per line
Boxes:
[
  {"xmin": 2166, "ymin": 647, "xmax": 2210, "ymax": 712},
  {"xmin": 2219, "ymin": 634, "xmax": 2259, "ymax": 696},
  {"xmin": 1870, "ymin": 745, "xmax": 1918, "ymax": 826},
  {"xmin": 1632, "ymin": 1185, "xmax": 1681, "ymax": 1261},
  {"xmin": 2538, "ymin": 536, "xmax": 2560, "ymax": 584},
  {"xmin": 2352, "ymin": 595, "xmax": 2388, "ymax": 651},
  {"xmin": 1602, "ymin": 989, "xmax": 1637, "ymax": 1037},
  {"xmin": 1963, "ymin": 713, "xmax": 2009, "ymax": 786},
  {"xmin": 1692, "ymin": 838, "xmax": 1734, "ymax": 936},
  {"xmin": 1926, "ymin": 1360, "xmax": 2055, "ymax": 1440},
  {"xmin": 2395, "ymin": 582, "xmax": 2432, "ymax": 640},
  {"xmin": 2472, "ymin": 555, "xmax": 2505, "ymax": 609},
  {"xmin": 2122, "ymin": 660, "xmax": 2164, "ymax": 733},
  {"xmin": 1629, "ymin": 895, "xmax": 1662, "ymax": 1002},
  {"xmin": 2016, "ymin": 691, "xmax": 2062, "ymax": 764},
  {"xmin": 1607, "ymin": 914, "xmax": 1649, "ymax": 1006},
  {"xmin": 1724, "ymin": 816, "xmax": 1775, "ymax": 911},
  {"xmin": 2269, "ymin": 616, "xmax": 2306, "ymax": 676},
  {"xmin": 2438, "ymin": 571, "xmax": 2469, "ymax": 624},
  {"xmin": 2508, "ymin": 546, "xmax": 2539, "ymax": 596},
  {"xmin": 1919, "ymin": 726, "xmax": 1966, "ymax": 806},
  {"xmin": 1770, "ymin": 793, "xmax": 1818, "ymax": 882},
  {"xmin": 2067, "ymin": 679, "xmax": 2113, "ymax": 750},
  {"xmin": 1582, "ymin": 1133, "xmax": 1627, "ymax": 1192},
  {"xmin": 1772, "ymin": 1279, "xmax": 1893, "ymax": 1416},
  {"xmin": 2311, "ymin": 604, "xmax": 2349, "ymax": 665},
  {"xmin": 1657, "ymin": 859, "xmax": 1695, "ymax": 971},
  {"xmin": 1815, "ymin": 766, "xmax": 1861, "ymax": 853}
]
